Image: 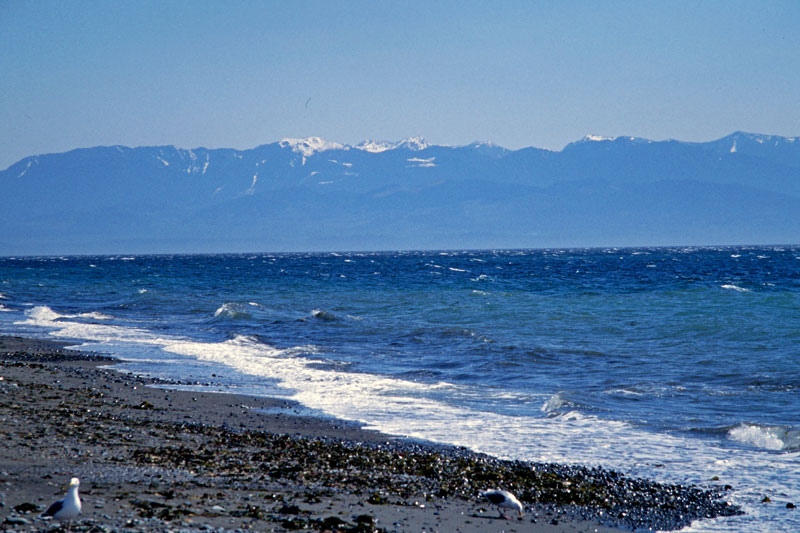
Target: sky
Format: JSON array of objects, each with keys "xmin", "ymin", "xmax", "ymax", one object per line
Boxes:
[{"xmin": 2, "ymin": 0, "xmax": 799, "ymax": 170}]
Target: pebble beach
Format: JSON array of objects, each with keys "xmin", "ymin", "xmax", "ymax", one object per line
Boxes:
[{"xmin": 0, "ymin": 335, "xmax": 739, "ymax": 532}]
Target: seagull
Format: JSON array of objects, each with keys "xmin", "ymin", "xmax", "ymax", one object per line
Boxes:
[
  {"xmin": 482, "ymin": 489, "xmax": 523, "ymax": 519},
  {"xmin": 41, "ymin": 477, "xmax": 82, "ymax": 528}
]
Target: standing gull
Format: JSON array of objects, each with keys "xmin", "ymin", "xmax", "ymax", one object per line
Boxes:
[
  {"xmin": 41, "ymin": 477, "xmax": 82, "ymax": 528},
  {"xmin": 482, "ymin": 489, "xmax": 524, "ymax": 519}
]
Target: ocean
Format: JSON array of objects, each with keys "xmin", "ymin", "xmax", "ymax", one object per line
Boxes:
[{"xmin": 1, "ymin": 246, "xmax": 797, "ymax": 531}]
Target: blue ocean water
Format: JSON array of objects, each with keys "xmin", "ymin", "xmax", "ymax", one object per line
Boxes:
[{"xmin": 1, "ymin": 246, "xmax": 798, "ymax": 531}]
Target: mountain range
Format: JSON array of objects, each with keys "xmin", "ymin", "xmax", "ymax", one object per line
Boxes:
[{"xmin": 1, "ymin": 132, "xmax": 798, "ymax": 255}]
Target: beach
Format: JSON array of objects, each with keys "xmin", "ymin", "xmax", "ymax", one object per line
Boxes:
[{"xmin": 0, "ymin": 335, "xmax": 738, "ymax": 532}]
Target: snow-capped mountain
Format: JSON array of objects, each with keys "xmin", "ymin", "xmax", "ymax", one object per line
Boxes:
[
  {"xmin": 1, "ymin": 132, "xmax": 798, "ymax": 254},
  {"xmin": 279, "ymin": 137, "xmax": 346, "ymax": 158}
]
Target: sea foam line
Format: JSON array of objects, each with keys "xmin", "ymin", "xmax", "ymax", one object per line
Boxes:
[
  {"xmin": 159, "ymin": 336, "xmax": 799, "ymax": 532},
  {"xmin": 15, "ymin": 306, "xmax": 800, "ymax": 532}
]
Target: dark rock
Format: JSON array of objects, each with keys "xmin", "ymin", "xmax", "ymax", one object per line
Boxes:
[{"xmin": 13, "ymin": 502, "xmax": 39, "ymax": 513}]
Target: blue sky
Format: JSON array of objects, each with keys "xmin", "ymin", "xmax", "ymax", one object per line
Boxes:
[{"xmin": 2, "ymin": 0, "xmax": 799, "ymax": 170}]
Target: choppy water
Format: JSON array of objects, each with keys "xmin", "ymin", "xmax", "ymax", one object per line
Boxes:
[{"xmin": 1, "ymin": 247, "xmax": 798, "ymax": 531}]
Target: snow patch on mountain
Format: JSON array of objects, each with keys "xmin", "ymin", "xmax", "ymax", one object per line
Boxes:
[
  {"xmin": 583, "ymin": 134, "xmax": 614, "ymax": 142},
  {"xmin": 398, "ymin": 137, "xmax": 430, "ymax": 151},
  {"xmin": 355, "ymin": 140, "xmax": 398, "ymax": 153},
  {"xmin": 355, "ymin": 137, "xmax": 430, "ymax": 153},
  {"xmin": 246, "ymin": 174, "xmax": 258, "ymax": 195},
  {"xmin": 274, "ymin": 136, "xmax": 432, "ymax": 159},
  {"xmin": 407, "ymin": 157, "xmax": 436, "ymax": 168},
  {"xmin": 17, "ymin": 160, "xmax": 34, "ymax": 178},
  {"xmin": 280, "ymin": 137, "xmax": 346, "ymax": 158}
]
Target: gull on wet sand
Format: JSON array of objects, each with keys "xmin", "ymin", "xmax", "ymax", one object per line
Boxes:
[
  {"xmin": 41, "ymin": 477, "xmax": 82, "ymax": 526},
  {"xmin": 482, "ymin": 489, "xmax": 524, "ymax": 519}
]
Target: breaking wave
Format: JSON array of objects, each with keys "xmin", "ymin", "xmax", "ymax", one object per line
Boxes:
[
  {"xmin": 728, "ymin": 423, "xmax": 800, "ymax": 451},
  {"xmin": 311, "ymin": 309, "xmax": 338, "ymax": 321},
  {"xmin": 213, "ymin": 303, "xmax": 252, "ymax": 320},
  {"xmin": 542, "ymin": 391, "xmax": 579, "ymax": 414}
]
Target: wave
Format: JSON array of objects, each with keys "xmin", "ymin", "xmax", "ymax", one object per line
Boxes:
[
  {"xmin": 21, "ymin": 306, "xmax": 112, "ymax": 323},
  {"xmin": 311, "ymin": 309, "xmax": 338, "ymax": 321},
  {"xmin": 727, "ymin": 423, "xmax": 800, "ymax": 451},
  {"xmin": 721, "ymin": 284, "xmax": 751, "ymax": 293},
  {"xmin": 18, "ymin": 306, "xmax": 168, "ymax": 346},
  {"xmin": 78, "ymin": 311, "xmax": 114, "ymax": 321},
  {"xmin": 605, "ymin": 387, "xmax": 645, "ymax": 396},
  {"xmin": 25, "ymin": 305, "xmax": 65, "ymax": 322},
  {"xmin": 12, "ymin": 302, "xmax": 800, "ymax": 531},
  {"xmin": 541, "ymin": 391, "xmax": 579, "ymax": 414},
  {"xmin": 213, "ymin": 303, "xmax": 252, "ymax": 321}
]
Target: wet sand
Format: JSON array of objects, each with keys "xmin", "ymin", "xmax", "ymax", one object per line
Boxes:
[{"xmin": 0, "ymin": 335, "xmax": 738, "ymax": 532}]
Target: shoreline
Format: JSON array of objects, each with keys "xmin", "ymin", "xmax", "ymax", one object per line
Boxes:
[{"xmin": 1, "ymin": 335, "xmax": 739, "ymax": 532}]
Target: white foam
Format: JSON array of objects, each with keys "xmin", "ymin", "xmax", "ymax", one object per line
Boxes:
[
  {"xmin": 728, "ymin": 423, "xmax": 799, "ymax": 451},
  {"xmin": 18, "ymin": 306, "xmax": 169, "ymax": 347},
  {"xmin": 162, "ymin": 335, "xmax": 799, "ymax": 532},
  {"xmin": 605, "ymin": 387, "xmax": 644, "ymax": 396},
  {"xmin": 21, "ymin": 306, "xmax": 112, "ymax": 323},
  {"xmin": 24, "ymin": 305, "xmax": 65, "ymax": 322},
  {"xmin": 721, "ymin": 284, "xmax": 750, "ymax": 292},
  {"xmin": 14, "ymin": 309, "xmax": 800, "ymax": 532},
  {"xmin": 78, "ymin": 312, "xmax": 113, "ymax": 320}
]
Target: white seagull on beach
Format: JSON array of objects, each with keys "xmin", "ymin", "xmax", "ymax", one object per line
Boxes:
[
  {"xmin": 482, "ymin": 489, "xmax": 524, "ymax": 519},
  {"xmin": 41, "ymin": 477, "xmax": 82, "ymax": 527}
]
